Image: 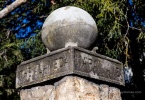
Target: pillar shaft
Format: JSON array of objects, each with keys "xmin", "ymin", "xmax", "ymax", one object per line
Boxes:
[{"xmin": 20, "ymin": 76, "xmax": 122, "ymax": 100}]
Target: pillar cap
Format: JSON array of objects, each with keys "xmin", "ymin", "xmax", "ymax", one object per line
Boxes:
[{"xmin": 41, "ymin": 6, "xmax": 98, "ymax": 51}]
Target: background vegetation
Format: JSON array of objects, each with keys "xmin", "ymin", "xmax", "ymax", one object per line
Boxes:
[{"xmin": 0, "ymin": 0, "xmax": 145, "ymax": 99}]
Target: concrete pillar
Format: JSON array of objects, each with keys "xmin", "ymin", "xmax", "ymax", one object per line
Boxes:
[
  {"xmin": 16, "ymin": 47, "xmax": 124, "ymax": 100},
  {"xmin": 20, "ymin": 76, "xmax": 122, "ymax": 100},
  {"xmin": 16, "ymin": 6, "xmax": 124, "ymax": 100}
]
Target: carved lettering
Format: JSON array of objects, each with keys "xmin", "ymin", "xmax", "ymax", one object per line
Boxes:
[
  {"xmin": 22, "ymin": 69, "xmax": 27, "ymax": 83},
  {"xmin": 16, "ymin": 51, "xmax": 70, "ymax": 88},
  {"xmin": 35, "ymin": 65, "xmax": 40, "ymax": 80},
  {"xmin": 81, "ymin": 53, "xmax": 92, "ymax": 66},
  {"xmin": 43, "ymin": 62, "xmax": 50, "ymax": 76},
  {"xmin": 16, "ymin": 48, "xmax": 124, "ymax": 88},
  {"xmin": 27, "ymin": 66, "xmax": 34, "ymax": 82},
  {"xmin": 115, "ymin": 67, "xmax": 121, "ymax": 80}
]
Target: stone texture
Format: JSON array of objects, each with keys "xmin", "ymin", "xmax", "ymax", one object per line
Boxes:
[
  {"xmin": 41, "ymin": 6, "xmax": 98, "ymax": 51},
  {"xmin": 16, "ymin": 47, "xmax": 124, "ymax": 88},
  {"xmin": 20, "ymin": 76, "xmax": 122, "ymax": 100},
  {"xmin": 20, "ymin": 85, "xmax": 55, "ymax": 100},
  {"xmin": 55, "ymin": 77, "xmax": 100, "ymax": 100},
  {"xmin": 109, "ymin": 87, "xmax": 122, "ymax": 100},
  {"xmin": 100, "ymin": 85, "xmax": 109, "ymax": 100}
]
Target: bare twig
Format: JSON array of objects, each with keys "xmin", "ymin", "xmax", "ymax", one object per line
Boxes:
[
  {"xmin": 129, "ymin": 26, "xmax": 141, "ymax": 31},
  {"xmin": 51, "ymin": 0, "xmax": 56, "ymax": 5},
  {"xmin": 6, "ymin": 30, "xmax": 11, "ymax": 39},
  {"xmin": 39, "ymin": 15, "xmax": 47, "ymax": 18},
  {"xmin": 124, "ymin": 7, "xmax": 129, "ymax": 38},
  {"xmin": 0, "ymin": 51, "xmax": 4, "ymax": 56},
  {"xmin": 124, "ymin": 7, "xmax": 142, "ymax": 38},
  {"xmin": 0, "ymin": 0, "xmax": 27, "ymax": 19},
  {"xmin": 4, "ymin": 54, "xmax": 8, "ymax": 62}
]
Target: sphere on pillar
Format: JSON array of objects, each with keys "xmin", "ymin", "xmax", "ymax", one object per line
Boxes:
[{"xmin": 41, "ymin": 6, "xmax": 98, "ymax": 51}]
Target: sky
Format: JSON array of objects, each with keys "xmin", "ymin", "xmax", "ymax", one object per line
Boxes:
[
  {"xmin": 128, "ymin": 0, "xmax": 145, "ymax": 28},
  {"xmin": 3, "ymin": 0, "xmax": 48, "ymax": 38},
  {"xmin": 2, "ymin": 0, "xmax": 145, "ymax": 39}
]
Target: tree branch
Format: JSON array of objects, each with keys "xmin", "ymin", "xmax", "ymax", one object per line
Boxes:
[
  {"xmin": 124, "ymin": 7, "xmax": 129, "ymax": 38},
  {"xmin": 51, "ymin": 0, "xmax": 56, "ymax": 5},
  {"xmin": 129, "ymin": 26, "xmax": 141, "ymax": 31},
  {"xmin": 0, "ymin": 0, "xmax": 27, "ymax": 19}
]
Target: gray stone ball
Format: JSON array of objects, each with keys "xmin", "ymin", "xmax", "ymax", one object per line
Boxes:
[{"xmin": 41, "ymin": 6, "xmax": 98, "ymax": 51}]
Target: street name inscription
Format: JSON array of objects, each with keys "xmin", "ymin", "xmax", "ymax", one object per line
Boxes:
[{"xmin": 16, "ymin": 47, "xmax": 124, "ymax": 88}]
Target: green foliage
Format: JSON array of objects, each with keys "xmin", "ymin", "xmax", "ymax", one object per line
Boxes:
[
  {"xmin": 0, "ymin": 30, "xmax": 23, "ymax": 70},
  {"xmin": 73, "ymin": 0, "xmax": 126, "ymax": 60},
  {"xmin": 0, "ymin": 30, "xmax": 46, "ymax": 99},
  {"xmin": 0, "ymin": 30, "xmax": 22, "ymax": 99},
  {"xmin": 21, "ymin": 32, "xmax": 46, "ymax": 60}
]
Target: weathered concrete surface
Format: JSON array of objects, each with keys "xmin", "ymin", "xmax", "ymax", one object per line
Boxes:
[
  {"xmin": 100, "ymin": 85, "xmax": 109, "ymax": 100},
  {"xmin": 41, "ymin": 6, "xmax": 98, "ymax": 51},
  {"xmin": 20, "ymin": 76, "xmax": 122, "ymax": 100},
  {"xmin": 16, "ymin": 47, "xmax": 124, "ymax": 88},
  {"xmin": 109, "ymin": 87, "xmax": 122, "ymax": 100},
  {"xmin": 20, "ymin": 85, "xmax": 55, "ymax": 100}
]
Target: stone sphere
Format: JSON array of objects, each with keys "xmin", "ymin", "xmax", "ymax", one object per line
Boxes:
[{"xmin": 41, "ymin": 6, "xmax": 98, "ymax": 51}]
